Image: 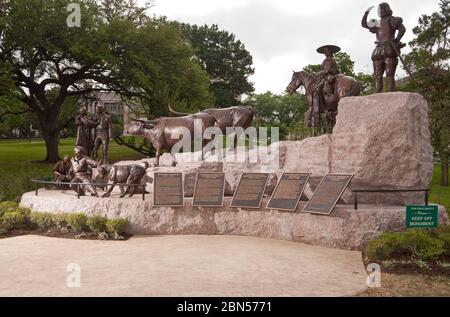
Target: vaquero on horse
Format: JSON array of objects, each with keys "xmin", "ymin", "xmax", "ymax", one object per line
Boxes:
[{"xmin": 286, "ymin": 45, "xmax": 360, "ymax": 136}]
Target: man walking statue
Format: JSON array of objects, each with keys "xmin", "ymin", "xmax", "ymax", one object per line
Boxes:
[
  {"xmin": 93, "ymin": 104, "xmax": 113, "ymax": 164},
  {"xmin": 361, "ymin": 2, "xmax": 406, "ymax": 93}
]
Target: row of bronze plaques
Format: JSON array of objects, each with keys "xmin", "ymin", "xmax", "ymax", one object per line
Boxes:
[{"xmin": 154, "ymin": 172, "xmax": 353, "ymax": 215}]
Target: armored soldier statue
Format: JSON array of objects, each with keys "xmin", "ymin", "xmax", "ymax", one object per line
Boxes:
[
  {"xmin": 92, "ymin": 104, "xmax": 113, "ymax": 164},
  {"xmin": 69, "ymin": 146, "xmax": 99, "ymax": 197},
  {"xmin": 362, "ymin": 2, "xmax": 406, "ymax": 93},
  {"xmin": 75, "ymin": 106, "xmax": 97, "ymax": 157}
]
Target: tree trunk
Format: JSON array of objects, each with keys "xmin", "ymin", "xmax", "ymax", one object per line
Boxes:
[
  {"xmin": 43, "ymin": 130, "xmax": 61, "ymax": 163},
  {"xmin": 441, "ymin": 157, "xmax": 449, "ymax": 186}
]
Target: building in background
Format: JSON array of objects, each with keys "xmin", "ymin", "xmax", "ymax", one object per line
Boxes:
[{"xmin": 85, "ymin": 92, "xmax": 125, "ymax": 118}]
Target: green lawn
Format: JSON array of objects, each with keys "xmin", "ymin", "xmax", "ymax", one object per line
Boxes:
[
  {"xmin": 429, "ymin": 164, "xmax": 450, "ymax": 215},
  {"xmin": 0, "ymin": 138, "xmax": 144, "ymax": 201}
]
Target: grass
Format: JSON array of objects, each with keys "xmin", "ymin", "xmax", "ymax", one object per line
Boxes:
[
  {"xmin": 0, "ymin": 137, "xmax": 143, "ymax": 163},
  {"xmin": 429, "ymin": 164, "xmax": 450, "ymax": 215},
  {"xmin": 355, "ymin": 272, "xmax": 450, "ymax": 297},
  {"xmin": 0, "ymin": 138, "xmax": 144, "ymax": 201}
]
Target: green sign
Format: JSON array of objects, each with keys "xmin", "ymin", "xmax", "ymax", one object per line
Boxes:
[{"xmin": 406, "ymin": 206, "xmax": 438, "ymax": 228}]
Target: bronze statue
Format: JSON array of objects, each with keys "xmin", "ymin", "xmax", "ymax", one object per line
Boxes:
[
  {"xmin": 69, "ymin": 146, "xmax": 99, "ymax": 197},
  {"xmin": 169, "ymin": 105, "xmax": 254, "ymax": 134},
  {"xmin": 126, "ymin": 113, "xmax": 216, "ymax": 167},
  {"xmin": 92, "ymin": 104, "xmax": 113, "ymax": 164},
  {"xmin": 169, "ymin": 105, "xmax": 254, "ymax": 148},
  {"xmin": 286, "ymin": 46, "xmax": 360, "ymax": 136},
  {"xmin": 362, "ymin": 3, "xmax": 406, "ymax": 93},
  {"xmin": 75, "ymin": 106, "xmax": 97, "ymax": 156},
  {"xmin": 98, "ymin": 162, "xmax": 150, "ymax": 198},
  {"xmin": 315, "ymin": 45, "xmax": 341, "ymax": 107},
  {"xmin": 52, "ymin": 155, "xmax": 72, "ymax": 188}
]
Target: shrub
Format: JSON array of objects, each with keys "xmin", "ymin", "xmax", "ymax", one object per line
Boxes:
[
  {"xmin": 52, "ymin": 213, "xmax": 69, "ymax": 229},
  {"xmin": 66, "ymin": 213, "xmax": 88, "ymax": 233},
  {"xmin": 403, "ymin": 229, "xmax": 445, "ymax": 260},
  {"xmin": 30, "ymin": 212, "xmax": 55, "ymax": 231},
  {"xmin": 436, "ymin": 225, "xmax": 450, "ymax": 256},
  {"xmin": 0, "ymin": 207, "xmax": 31, "ymax": 231},
  {"xmin": 87, "ymin": 215, "xmax": 108, "ymax": 233},
  {"xmin": 105, "ymin": 218, "xmax": 128, "ymax": 235},
  {"xmin": 365, "ymin": 227, "xmax": 450, "ymax": 262},
  {"xmin": 365, "ymin": 232, "xmax": 407, "ymax": 261},
  {"xmin": 0, "ymin": 201, "xmax": 19, "ymax": 217}
]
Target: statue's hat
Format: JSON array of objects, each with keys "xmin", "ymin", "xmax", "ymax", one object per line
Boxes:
[{"xmin": 317, "ymin": 45, "xmax": 341, "ymax": 54}]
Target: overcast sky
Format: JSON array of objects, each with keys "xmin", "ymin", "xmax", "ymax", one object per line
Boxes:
[{"xmin": 146, "ymin": 0, "xmax": 440, "ymax": 94}]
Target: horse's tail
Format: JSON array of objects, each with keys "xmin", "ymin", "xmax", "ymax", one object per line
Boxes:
[
  {"xmin": 337, "ymin": 75, "xmax": 361, "ymax": 97},
  {"xmin": 352, "ymin": 79, "xmax": 361, "ymax": 96}
]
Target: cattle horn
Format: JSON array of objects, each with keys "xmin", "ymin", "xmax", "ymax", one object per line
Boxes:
[
  {"xmin": 129, "ymin": 116, "xmax": 156, "ymax": 129},
  {"xmin": 168, "ymin": 104, "xmax": 192, "ymax": 117},
  {"xmin": 129, "ymin": 116, "xmax": 147, "ymax": 123}
]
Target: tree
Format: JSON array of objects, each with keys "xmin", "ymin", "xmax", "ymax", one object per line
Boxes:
[
  {"xmin": 303, "ymin": 52, "xmax": 374, "ymax": 95},
  {"xmin": 0, "ymin": 0, "xmax": 211, "ymax": 162},
  {"xmin": 400, "ymin": 0, "xmax": 450, "ymax": 186},
  {"xmin": 244, "ymin": 92, "xmax": 309, "ymax": 140},
  {"xmin": 0, "ymin": 62, "xmax": 29, "ymax": 135},
  {"xmin": 180, "ymin": 24, "xmax": 255, "ymax": 107}
]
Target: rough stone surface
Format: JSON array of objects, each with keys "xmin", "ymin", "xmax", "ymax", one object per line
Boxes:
[
  {"xmin": 272, "ymin": 135, "xmax": 332, "ymax": 200},
  {"xmin": 331, "ymin": 92, "xmax": 433, "ymax": 205},
  {"xmin": 20, "ymin": 190, "xmax": 449, "ymax": 251}
]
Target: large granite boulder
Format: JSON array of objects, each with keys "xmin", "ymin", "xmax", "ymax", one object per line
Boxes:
[
  {"xmin": 271, "ymin": 135, "xmax": 332, "ymax": 200},
  {"xmin": 331, "ymin": 92, "xmax": 433, "ymax": 205}
]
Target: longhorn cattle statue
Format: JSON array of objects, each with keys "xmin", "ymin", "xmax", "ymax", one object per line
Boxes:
[
  {"xmin": 169, "ymin": 105, "xmax": 254, "ymax": 147},
  {"xmin": 125, "ymin": 113, "xmax": 217, "ymax": 167}
]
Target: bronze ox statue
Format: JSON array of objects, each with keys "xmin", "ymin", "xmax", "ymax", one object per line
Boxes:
[
  {"xmin": 125, "ymin": 113, "xmax": 216, "ymax": 167},
  {"xmin": 286, "ymin": 45, "xmax": 360, "ymax": 136},
  {"xmin": 169, "ymin": 105, "xmax": 254, "ymax": 147}
]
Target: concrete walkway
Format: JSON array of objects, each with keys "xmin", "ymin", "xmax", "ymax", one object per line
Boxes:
[{"xmin": 0, "ymin": 235, "xmax": 367, "ymax": 297}]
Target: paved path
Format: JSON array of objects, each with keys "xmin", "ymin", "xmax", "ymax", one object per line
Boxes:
[{"xmin": 0, "ymin": 235, "xmax": 367, "ymax": 297}]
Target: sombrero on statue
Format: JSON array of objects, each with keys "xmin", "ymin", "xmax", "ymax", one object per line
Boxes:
[{"xmin": 316, "ymin": 45, "xmax": 341, "ymax": 54}]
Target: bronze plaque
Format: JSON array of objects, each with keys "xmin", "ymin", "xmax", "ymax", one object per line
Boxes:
[
  {"xmin": 193, "ymin": 173, "xmax": 226, "ymax": 207},
  {"xmin": 153, "ymin": 173, "xmax": 184, "ymax": 207},
  {"xmin": 267, "ymin": 173, "xmax": 311, "ymax": 211},
  {"xmin": 231, "ymin": 173, "xmax": 269, "ymax": 209},
  {"xmin": 303, "ymin": 174, "xmax": 353, "ymax": 215}
]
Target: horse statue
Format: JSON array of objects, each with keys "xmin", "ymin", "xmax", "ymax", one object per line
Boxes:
[{"xmin": 286, "ymin": 71, "xmax": 360, "ymax": 136}]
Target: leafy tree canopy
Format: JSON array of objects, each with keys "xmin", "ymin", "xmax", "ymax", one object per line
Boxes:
[
  {"xmin": 400, "ymin": 0, "xmax": 450, "ymax": 185},
  {"xmin": 180, "ymin": 23, "xmax": 255, "ymax": 107},
  {"xmin": 0, "ymin": 0, "xmax": 212, "ymax": 161},
  {"xmin": 244, "ymin": 92, "xmax": 309, "ymax": 140}
]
